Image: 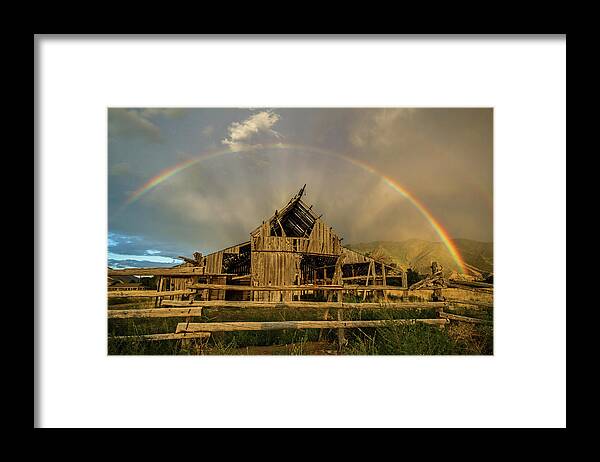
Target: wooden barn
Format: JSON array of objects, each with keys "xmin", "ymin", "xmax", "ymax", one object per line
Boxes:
[
  {"xmin": 166, "ymin": 186, "xmax": 407, "ymax": 302},
  {"xmin": 107, "ymin": 186, "xmax": 407, "ymax": 302}
]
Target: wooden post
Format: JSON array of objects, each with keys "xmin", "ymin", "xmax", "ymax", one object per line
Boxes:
[
  {"xmin": 434, "ymin": 301, "xmax": 446, "ymax": 330},
  {"xmin": 318, "ymin": 307, "xmax": 329, "ymax": 342},
  {"xmin": 381, "ymin": 262, "xmax": 387, "ymax": 302},
  {"xmin": 334, "ymin": 254, "xmax": 346, "ymax": 350},
  {"xmin": 363, "ymin": 261, "xmax": 372, "ymax": 301},
  {"xmin": 337, "ymin": 307, "xmax": 346, "ymax": 350},
  {"xmin": 430, "ymin": 261, "xmax": 445, "ymax": 302},
  {"xmin": 155, "ymin": 276, "xmax": 164, "ymax": 307},
  {"xmin": 204, "ymin": 276, "xmax": 210, "ymax": 301},
  {"xmin": 181, "ymin": 314, "xmax": 193, "ymax": 349},
  {"xmin": 318, "ymin": 266, "xmax": 331, "ymax": 342}
]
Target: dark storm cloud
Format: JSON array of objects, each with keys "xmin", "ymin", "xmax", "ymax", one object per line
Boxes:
[
  {"xmin": 108, "ymin": 109, "xmax": 162, "ymax": 143},
  {"xmin": 108, "ymin": 108, "xmax": 190, "ymax": 144}
]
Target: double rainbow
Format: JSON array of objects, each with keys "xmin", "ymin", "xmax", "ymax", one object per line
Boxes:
[{"xmin": 122, "ymin": 143, "xmax": 466, "ymax": 272}]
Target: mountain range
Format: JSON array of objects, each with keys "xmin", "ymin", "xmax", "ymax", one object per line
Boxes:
[{"xmin": 346, "ymin": 238, "xmax": 493, "ymax": 276}]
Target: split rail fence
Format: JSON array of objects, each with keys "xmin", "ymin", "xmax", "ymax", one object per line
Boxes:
[{"xmin": 108, "ymin": 275, "xmax": 493, "ymax": 349}]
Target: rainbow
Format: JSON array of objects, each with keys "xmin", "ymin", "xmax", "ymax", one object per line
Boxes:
[
  {"xmin": 122, "ymin": 143, "xmax": 466, "ymax": 272},
  {"xmin": 125, "ymin": 149, "xmax": 234, "ymax": 205}
]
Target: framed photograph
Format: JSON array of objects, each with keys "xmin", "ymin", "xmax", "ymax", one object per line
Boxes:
[
  {"xmin": 107, "ymin": 107, "xmax": 494, "ymax": 356},
  {"xmin": 35, "ymin": 35, "xmax": 566, "ymax": 428}
]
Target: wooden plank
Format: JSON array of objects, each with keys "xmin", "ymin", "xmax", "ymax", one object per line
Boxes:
[
  {"xmin": 176, "ymin": 318, "xmax": 449, "ymax": 333},
  {"xmin": 382, "ymin": 262, "xmax": 387, "ymax": 302},
  {"xmin": 363, "ymin": 261, "xmax": 373, "ymax": 301},
  {"xmin": 447, "ymin": 280, "xmax": 493, "ymax": 289},
  {"xmin": 108, "ymin": 307, "xmax": 204, "ymax": 319},
  {"xmin": 446, "ymin": 283, "xmax": 494, "ymax": 293},
  {"xmin": 108, "ymin": 289, "xmax": 194, "ymax": 298},
  {"xmin": 155, "ymin": 276, "xmax": 164, "ymax": 307},
  {"xmin": 335, "ymin": 254, "xmax": 346, "ymax": 347},
  {"xmin": 337, "ymin": 309, "xmax": 346, "ymax": 348},
  {"xmin": 439, "ymin": 312, "xmax": 492, "ymax": 324},
  {"xmin": 231, "ymin": 274, "xmax": 251, "ymax": 281},
  {"xmin": 447, "ymin": 298, "xmax": 493, "ymax": 309},
  {"xmin": 160, "ymin": 300, "xmax": 447, "ymax": 310},
  {"xmin": 107, "ymin": 301, "xmax": 156, "ymax": 310},
  {"xmin": 109, "ymin": 332, "xmax": 211, "ymax": 341}
]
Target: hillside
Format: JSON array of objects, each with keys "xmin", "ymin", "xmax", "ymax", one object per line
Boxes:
[{"xmin": 346, "ymin": 238, "xmax": 493, "ymax": 276}]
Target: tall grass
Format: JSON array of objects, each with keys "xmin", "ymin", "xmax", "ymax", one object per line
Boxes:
[{"xmin": 108, "ymin": 296, "xmax": 493, "ymax": 355}]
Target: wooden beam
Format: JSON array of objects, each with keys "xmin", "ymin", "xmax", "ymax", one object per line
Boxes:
[
  {"xmin": 446, "ymin": 283, "xmax": 494, "ymax": 293},
  {"xmin": 335, "ymin": 254, "xmax": 346, "ymax": 348},
  {"xmin": 447, "ymin": 279, "xmax": 493, "ymax": 289},
  {"xmin": 108, "ymin": 307, "xmax": 204, "ymax": 319},
  {"xmin": 109, "ymin": 332, "xmax": 211, "ymax": 341},
  {"xmin": 107, "ymin": 301, "xmax": 156, "ymax": 310},
  {"xmin": 108, "ymin": 289, "xmax": 194, "ymax": 298},
  {"xmin": 155, "ymin": 276, "xmax": 164, "ymax": 307},
  {"xmin": 176, "ymin": 318, "xmax": 449, "ymax": 333},
  {"xmin": 363, "ymin": 261, "xmax": 373, "ymax": 301},
  {"xmin": 176, "ymin": 256, "xmax": 201, "ymax": 266},
  {"xmin": 439, "ymin": 312, "xmax": 491, "ymax": 324},
  {"xmin": 382, "ymin": 262, "xmax": 388, "ymax": 302},
  {"xmin": 159, "ymin": 300, "xmax": 448, "ymax": 310},
  {"xmin": 447, "ymin": 299, "xmax": 493, "ymax": 309}
]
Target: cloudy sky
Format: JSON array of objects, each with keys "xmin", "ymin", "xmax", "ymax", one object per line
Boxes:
[{"xmin": 108, "ymin": 108, "xmax": 492, "ymax": 268}]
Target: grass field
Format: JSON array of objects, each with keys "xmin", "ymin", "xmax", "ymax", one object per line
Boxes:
[{"xmin": 108, "ymin": 289, "xmax": 493, "ymax": 355}]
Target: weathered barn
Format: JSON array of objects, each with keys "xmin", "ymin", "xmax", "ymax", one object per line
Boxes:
[{"xmin": 169, "ymin": 186, "xmax": 407, "ymax": 302}]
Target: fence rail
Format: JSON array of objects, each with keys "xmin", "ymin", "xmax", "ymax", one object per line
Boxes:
[
  {"xmin": 108, "ymin": 263, "xmax": 492, "ymax": 345},
  {"xmin": 108, "ymin": 301, "xmax": 449, "ymax": 319},
  {"xmin": 175, "ymin": 318, "xmax": 449, "ymax": 333},
  {"xmin": 108, "ymin": 289, "xmax": 194, "ymax": 298},
  {"xmin": 445, "ymin": 298, "xmax": 493, "ymax": 309},
  {"xmin": 439, "ymin": 312, "xmax": 492, "ymax": 324},
  {"xmin": 152, "ymin": 300, "xmax": 447, "ymax": 309},
  {"xmin": 110, "ymin": 332, "xmax": 212, "ymax": 341}
]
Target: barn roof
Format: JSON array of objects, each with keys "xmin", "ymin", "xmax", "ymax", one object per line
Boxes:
[
  {"xmin": 251, "ymin": 185, "xmax": 322, "ymax": 238},
  {"xmin": 183, "ymin": 186, "xmax": 405, "ymax": 273}
]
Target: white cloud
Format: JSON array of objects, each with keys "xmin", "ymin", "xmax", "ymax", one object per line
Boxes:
[{"xmin": 222, "ymin": 111, "xmax": 282, "ymax": 151}]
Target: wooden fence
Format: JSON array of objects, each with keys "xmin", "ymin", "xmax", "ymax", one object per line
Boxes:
[{"xmin": 108, "ymin": 278, "xmax": 492, "ymax": 348}]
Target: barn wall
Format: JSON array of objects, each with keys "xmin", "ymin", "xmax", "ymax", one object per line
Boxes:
[
  {"xmin": 247, "ymin": 208, "xmax": 346, "ymax": 302},
  {"xmin": 307, "ymin": 219, "xmax": 341, "ymax": 255},
  {"xmin": 251, "ymin": 251, "xmax": 300, "ymax": 302},
  {"xmin": 205, "ymin": 251, "xmax": 224, "ymax": 274},
  {"xmin": 341, "ymin": 247, "xmax": 373, "ymax": 264}
]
